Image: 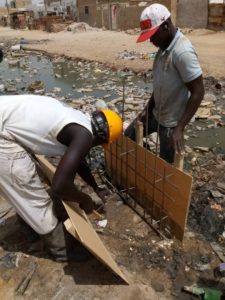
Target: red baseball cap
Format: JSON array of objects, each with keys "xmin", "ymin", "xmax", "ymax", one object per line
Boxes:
[{"xmin": 137, "ymin": 4, "xmax": 171, "ymax": 43}]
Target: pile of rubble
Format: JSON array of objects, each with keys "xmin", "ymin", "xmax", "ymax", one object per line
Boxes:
[
  {"xmin": 49, "ymin": 22, "xmax": 72, "ymax": 33},
  {"xmin": 67, "ymin": 22, "xmax": 102, "ymax": 33}
]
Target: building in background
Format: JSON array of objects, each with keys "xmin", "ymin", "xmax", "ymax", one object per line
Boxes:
[
  {"xmin": 26, "ymin": 0, "xmax": 45, "ymax": 18},
  {"xmin": 76, "ymin": 0, "xmax": 224, "ymax": 31},
  {"xmin": 76, "ymin": 0, "xmax": 180, "ymax": 30},
  {"xmin": 0, "ymin": 0, "xmax": 77, "ymax": 20},
  {"xmin": 77, "ymin": 0, "xmax": 148, "ymax": 30},
  {"xmin": 208, "ymin": 0, "xmax": 225, "ymax": 29},
  {"xmin": 176, "ymin": 0, "xmax": 208, "ymax": 28},
  {"xmin": 0, "ymin": 0, "xmax": 225, "ymax": 30},
  {"xmin": 44, "ymin": 0, "xmax": 76, "ymax": 18}
]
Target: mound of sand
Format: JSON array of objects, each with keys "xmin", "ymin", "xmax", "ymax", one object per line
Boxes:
[{"xmin": 67, "ymin": 22, "xmax": 102, "ymax": 33}]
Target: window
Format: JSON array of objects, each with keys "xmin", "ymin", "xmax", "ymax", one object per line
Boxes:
[
  {"xmin": 84, "ymin": 6, "xmax": 89, "ymax": 15},
  {"xmin": 10, "ymin": 1, "xmax": 16, "ymax": 8}
]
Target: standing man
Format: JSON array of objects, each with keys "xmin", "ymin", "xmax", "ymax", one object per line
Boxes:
[
  {"xmin": 125, "ymin": 3, "xmax": 204, "ymax": 163},
  {"xmin": 0, "ymin": 94, "xmax": 122, "ymax": 261}
]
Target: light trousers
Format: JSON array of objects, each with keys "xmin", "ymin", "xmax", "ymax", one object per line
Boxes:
[{"xmin": 0, "ymin": 141, "xmax": 58, "ymax": 235}]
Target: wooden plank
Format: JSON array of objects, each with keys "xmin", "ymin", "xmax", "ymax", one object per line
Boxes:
[
  {"xmin": 174, "ymin": 153, "xmax": 184, "ymax": 170},
  {"xmin": 105, "ymin": 135, "xmax": 193, "ymax": 241},
  {"xmin": 64, "ymin": 218, "xmax": 80, "ymax": 240},
  {"xmin": 135, "ymin": 120, "xmax": 143, "ymax": 146},
  {"xmin": 35, "ymin": 155, "xmax": 84, "ymax": 242},
  {"xmin": 35, "ymin": 155, "xmax": 128, "ymax": 284},
  {"xmin": 63, "ymin": 202, "xmax": 128, "ymax": 284}
]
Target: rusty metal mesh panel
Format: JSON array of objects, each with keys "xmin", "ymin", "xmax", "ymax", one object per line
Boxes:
[{"xmin": 104, "ymin": 135, "xmax": 192, "ymax": 242}]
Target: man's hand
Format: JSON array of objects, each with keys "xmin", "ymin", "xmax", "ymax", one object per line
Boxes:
[
  {"xmin": 171, "ymin": 126, "xmax": 185, "ymax": 153},
  {"xmin": 79, "ymin": 193, "xmax": 94, "ymax": 214}
]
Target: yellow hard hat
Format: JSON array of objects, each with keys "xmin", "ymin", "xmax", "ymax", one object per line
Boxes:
[
  {"xmin": 91, "ymin": 109, "xmax": 122, "ymax": 147},
  {"xmin": 100, "ymin": 109, "xmax": 123, "ymax": 144}
]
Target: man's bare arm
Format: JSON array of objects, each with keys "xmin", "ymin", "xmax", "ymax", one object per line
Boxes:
[
  {"xmin": 172, "ymin": 75, "xmax": 204, "ymax": 153},
  {"xmin": 52, "ymin": 124, "xmax": 94, "ymax": 213}
]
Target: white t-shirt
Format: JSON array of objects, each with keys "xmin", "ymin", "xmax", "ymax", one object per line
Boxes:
[{"xmin": 0, "ymin": 95, "xmax": 93, "ymax": 155}]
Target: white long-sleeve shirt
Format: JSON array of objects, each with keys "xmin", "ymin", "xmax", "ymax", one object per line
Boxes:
[{"xmin": 0, "ymin": 95, "xmax": 93, "ymax": 155}]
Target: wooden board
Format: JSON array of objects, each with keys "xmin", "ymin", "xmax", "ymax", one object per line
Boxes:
[
  {"xmin": 35, "ymin": 155, "xmax": 128, "ymax": 284},
  {"xmin": 63, "ymin": 204, "xmax": 128, "ymax": 284},
  {"xmin": 105, "ymin": 135, "xmax": 193, "ymax": 241}
]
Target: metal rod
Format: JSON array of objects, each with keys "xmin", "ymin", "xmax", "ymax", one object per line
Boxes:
[
  {"xmin": 119, "ymin": 187, "xmax": 135, "ymax": 193},
  {"xmin": 121, "ymin": 76, "xmax": 126, "ymax": 123},
  {"xmin": 99, "ymin": 172, "xmax": 170, "ymax": 240},
  {"xmin": 159, "ymin": 166, "xmax": 167, "ymax": 231},
  {"xmin": 120, "ymin": 149, "xmax": 135, "ymax": 156},
  {"xmin": 125, "ymin": 135, "xmax": 130, "ymax": 201},
  {"xmin": 150, "ymin": 86, "xmax": 163, "ymax": 224},
  {"xmin": 121, "ymin": 76, "xmax": 126, "ymax": 199},
  {"xmin": 134, "ymin": 127, "xmax": 138, "ymax": 209},
  {"xmin": 120, "ymin": 193, "xmax": 169, "ymax": 240},
  {"xmin": 153, "ymin": 216, "xmax": 168, "ymax": 226},
  {"xmin": 154, "ymin": 173, "xmax": 173, "ymax": 183},
  {"xmin": 143, "ymin": 100, "xmax": 149, "ymax": 218}
]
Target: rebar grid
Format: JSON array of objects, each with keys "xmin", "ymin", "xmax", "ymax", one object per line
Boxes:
[
  {"xmin": 104, "ymin": 76, "xmax": 191, "ymax": 241},
  {"xmin": 117, "ymin": 142, "xmax": 179, "ymax": 203},
  {"xmin": 104, "ymin": 132, "xmax": 192, "ymax": 242},
  {"xmin": 104, "ymin": 147, "xmax": 175, "ymax": 239},
  {"xmin": 98, "ymin": 170, "xmax": 170, "ymax": 240}
]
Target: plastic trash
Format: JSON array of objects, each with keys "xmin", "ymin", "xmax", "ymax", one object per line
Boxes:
[{"xmin": 183, "ymin": 285, "xmax": 223, "ymax": 300}]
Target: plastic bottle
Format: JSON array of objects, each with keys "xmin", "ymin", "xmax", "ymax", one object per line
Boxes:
[
  {"xmin": 183, "ymin": 286, "xmax": 222, "ymax": 300},
  {"xmin": 202, "ymin": 288, "xmax": 222, "ymax": 300}
]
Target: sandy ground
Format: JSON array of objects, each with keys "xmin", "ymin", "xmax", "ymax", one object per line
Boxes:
[{"xmin": 1, "ymin": 27, "xmax": 225, "ymax": 78}]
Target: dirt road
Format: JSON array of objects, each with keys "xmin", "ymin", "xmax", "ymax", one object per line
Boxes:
[{"xmin": 1, "ymin": 26, "xmax": 225, "ymax": 78}]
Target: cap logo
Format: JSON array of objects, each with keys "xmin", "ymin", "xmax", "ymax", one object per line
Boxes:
[{"xmin": 140, "ymin": 19, "xmax": 152, "ymax": 31}]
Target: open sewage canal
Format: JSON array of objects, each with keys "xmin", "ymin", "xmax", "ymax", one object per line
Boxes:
[
  {"xmin": 0, "ymin": 46, "xmax": 225, "ymax": 300},
  {"xmin": 0, "ymin": 51, "xmax": 225, "ymax": 156}
]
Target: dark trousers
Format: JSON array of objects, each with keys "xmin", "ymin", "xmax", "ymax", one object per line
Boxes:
[{"xmin": 124, "ymin": 111, "xmax": 175, "ymax": 164}]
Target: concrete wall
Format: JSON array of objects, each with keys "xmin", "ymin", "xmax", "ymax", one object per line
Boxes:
[
  {"xmin": 117, "ymin": 6, "xmax": 147, "ymax": 29},
  {"xmin": 78, "ymin": 0, "xmax": 223, "ymax": 31},
  {"xmin": 208, "ymin": 3, "xmax": 225, "ymax": 29},
  {"xmin": 16, "ymin": 0, "xmax": 32, "ymax": 8},
  {"xmin": 0, "ymin": 8, "xmax": 8, "ymax": 17},
  {"xmin": 176, "ymin": 0, "xmax": 208, "ymax": 28},
  {"xmin": 77, "ymin": 1, "xmax": 98, "ymax": 27},
  {"xmin": 77, "ymin": 0, "xmax": 173, "ymax": 30},
  {"xmin": 115, "ymin": 0, "xmax": 172, "ymax": 30}
]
